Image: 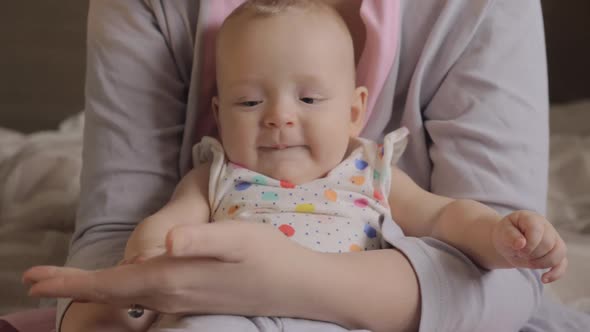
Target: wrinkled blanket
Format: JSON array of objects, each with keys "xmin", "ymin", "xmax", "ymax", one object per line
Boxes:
[
  {"xmin": 545, "ymin": 100, "xmax": 590, "ymax": 313},
  {"xmin": 0, "ymin": 113, "xmax": 83, "ymax": 315}
]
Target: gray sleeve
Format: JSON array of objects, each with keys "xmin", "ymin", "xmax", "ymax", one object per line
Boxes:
[
  {"xmin": 425, "ymin": 0, "xmax": 549, "ymax": 214},
  {"xmin": 56, "ymin": 0, "xmax": 189, "ymax": 329},
  {"xmin": 400, "ymin": 0, "xmax": 547, "ymax": 331}
]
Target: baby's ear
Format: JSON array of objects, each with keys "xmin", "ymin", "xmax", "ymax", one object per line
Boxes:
[
  {"xmin": 212, "ymin": 96, "xmax": 221, "ymax": 132},
  {"xmin": 349, "ymin": 86, "xmax": 368, "ymax": 137}
]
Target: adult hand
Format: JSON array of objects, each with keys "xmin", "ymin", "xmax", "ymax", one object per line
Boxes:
[{"xmin": 23, "ymin": 221, "xmax": 314, "ymax": 316}]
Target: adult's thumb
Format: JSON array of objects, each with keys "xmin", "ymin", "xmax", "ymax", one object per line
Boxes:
[{"xmin": 165, "ymin": 222, "xmax": 249, "ymax": 263}]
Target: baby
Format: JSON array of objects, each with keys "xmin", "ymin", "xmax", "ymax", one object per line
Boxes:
[{"xmin": 123, "ymin": 0, "xmax": 567, "ymax": 329}]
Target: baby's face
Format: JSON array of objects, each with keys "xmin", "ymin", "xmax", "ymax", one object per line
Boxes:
[{"xmin": 214, "ymin": 8, "xmax": 366, "ymax": 184}]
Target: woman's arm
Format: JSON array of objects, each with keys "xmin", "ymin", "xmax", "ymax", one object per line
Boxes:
[
  {"xmin": 58, "ymin": 0, "xmax": 191, "ymax": 330},
  {"xmin": 409, "ymin": 0, "xmax": 549, "ymax": 330}
]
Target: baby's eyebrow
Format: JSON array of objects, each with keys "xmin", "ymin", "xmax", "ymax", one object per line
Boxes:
[
  {"xmin": 225, "ymin": 78, "xmax": 263, "ymax": 89},
  {"xmin": 295, "ymin": 74, "xmax": 331, "ymax": 91},
  {"xmin": 224, "ymin": 82, "xmax": 263, "ymax": 96}
]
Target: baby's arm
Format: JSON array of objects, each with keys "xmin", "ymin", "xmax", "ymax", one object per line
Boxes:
[
  {"xmin": 389, "ymin": 166, "xmax": 567, "ymax": 282},
  {"xmin": 124, "ymin": 161, "xmax": 212, "ymax": 262},
  {"xmin": 101, "ymin": 162, "xmax": 211, "ymax": 332},
  {"xmin": 60, "ymin": 164, "xmax": 213, "ymax": 332}
]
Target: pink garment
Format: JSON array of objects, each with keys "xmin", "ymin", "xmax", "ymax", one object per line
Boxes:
[
  {"xmin": 194, "ymin": 0, "xmax": 400, "ymax": 142},
  {"xmin": 356, "ymin": 0, "xmax": 399, "ymax": 126},
  {"xmin": 0, "ymin": 308, "xmax": 56, "ymax": 332}
]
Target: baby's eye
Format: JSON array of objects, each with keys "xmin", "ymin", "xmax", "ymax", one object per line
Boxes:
[
  {"xmin": 300, "ymin": 97, "xmax": 317, "ymax": 104},
  {"xmin": 239, "ymin": 100, "xmax": 262, "ymax": 107}
]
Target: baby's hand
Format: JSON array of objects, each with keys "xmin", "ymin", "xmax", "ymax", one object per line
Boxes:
[{"xmin": 492, "ymin": 211, "xmax": 568, "ymax": 283}]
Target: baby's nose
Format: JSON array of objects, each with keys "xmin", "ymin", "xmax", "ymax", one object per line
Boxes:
[{"xmin": 263, "ymin": 106, "xmax": 296, "ymax": 128}]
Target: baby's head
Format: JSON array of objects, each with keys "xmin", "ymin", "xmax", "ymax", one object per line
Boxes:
[{"xmin": 213, "ymin": 0, "xmax": 368, "ymax": 184}]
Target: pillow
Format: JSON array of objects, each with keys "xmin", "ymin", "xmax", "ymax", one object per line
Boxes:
[
  {"xmin": 547, "ymin": 100, "xmax": 590, "ymax": 233},
  {"xmin": 0, "ymin": 113, "xmax": 83, "ymax": 314},
  {"xmin": 545, "ymin": 100, "xmax": 590, "ymax": 313}
]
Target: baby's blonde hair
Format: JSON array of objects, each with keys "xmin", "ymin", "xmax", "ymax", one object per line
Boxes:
[
  {"xmin": 216, "ymin": 0, "xmax": 356, "ymax": 90},
  {"xmin": 220, "ymin": 0, "xmax": 354, "ymax": 61},
  {"xmin": 223, "ymin": 0, "xmax": 349, "ymax": 38},
  {"xmin": 231, "ymin": 0, "xmax": 327, "ymax": 17}
]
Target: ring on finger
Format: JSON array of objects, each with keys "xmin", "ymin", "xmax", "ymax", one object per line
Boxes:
[{"xmin": 127, "ymin": 304, "xmax": 145, "ymax": 318}]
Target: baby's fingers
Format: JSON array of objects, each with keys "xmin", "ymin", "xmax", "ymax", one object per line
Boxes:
[
  {"xmin": 541, "ymin": 257, "xmax": 568, "ymax": 283},
  {"xmin": 530, "ymin": 236, "xmax": 567, "ymax": 268},
  {"xmin": 514, "ymin": 212, "xmax": 545, "ymax": 256},
  {"xmin": 500, "ymin": 222, "xmax": 527, "ymax": 250}
]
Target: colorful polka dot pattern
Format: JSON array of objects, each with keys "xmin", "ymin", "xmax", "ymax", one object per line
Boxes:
[
  {"xmin": 235, "ymin": 182, "xmax": 251, "ymax": 191},
  {"xmin": 295, "ymin": 203, "xmax": 315, "ymax": 213},
  {"xmin": 279, "ymin": 224, "xmax": 295, "ymax": 237},
  {"xmin": 324, "ymin": 189, "xmax": 338, "ymax": 202},
  {"xmin": 261, "ymin": 192, "xmax": 279, "ymax": 201},
  {"xmin": 200, "ymin": 129, "xmax": 408, "ymax": 254}
]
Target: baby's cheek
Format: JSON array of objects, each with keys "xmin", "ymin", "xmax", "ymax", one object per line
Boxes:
[
  {"xmin": 315, "ymin": 141, "xmax": 349, "ymax": 171},
  {"xmin": 225, "ymin": 147, "xmax": 249, "ymax": 167}
]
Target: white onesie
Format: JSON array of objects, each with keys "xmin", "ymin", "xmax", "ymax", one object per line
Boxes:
[{"xmin": 192, "ymin": 128, "xmax": 409, "ymax": 253}]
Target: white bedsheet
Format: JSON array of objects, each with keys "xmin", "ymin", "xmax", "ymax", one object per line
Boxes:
[
  {"xmin": 546, "ymin": 100, "xmax": 590, "ymax": 313},
  {"xmin": 0, "ymin": 114, "xmax": 83, "ymax": 314},
  {"xmin": 0, "ymin": 107, "xmax": 588, "ymax": 315}
]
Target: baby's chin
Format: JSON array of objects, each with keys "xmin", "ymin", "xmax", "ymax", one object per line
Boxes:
[{"xmin": 260, "ymin": 164, "xmax": 325, "ymax": 185}]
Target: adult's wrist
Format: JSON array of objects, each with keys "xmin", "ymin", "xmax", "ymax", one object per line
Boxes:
[{"xmin": 267, "ymin": 248, "xmax": 420, "ymax": 332}]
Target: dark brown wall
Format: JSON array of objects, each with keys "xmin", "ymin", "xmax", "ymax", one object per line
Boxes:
[
  {"xmin": 541, "ymin": 0, "xmax": 590, "ymax": 103},
  {"xmin": 0, "ymin": 1, "xmax": 89, "ymax": 133}
]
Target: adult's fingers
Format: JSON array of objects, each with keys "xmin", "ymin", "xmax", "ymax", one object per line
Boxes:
[
  {"xmin": 24, "ymin": 263, "xmax": 154, "ymax": 307},
  {"xmin": 166, "ymin": 222, "xmax": 274, "ymax": 262},
  {"xmin": 23, "ymin": 266, "xmax": 84, "ymax": 286}
]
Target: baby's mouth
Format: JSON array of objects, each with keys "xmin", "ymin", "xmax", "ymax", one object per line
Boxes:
[
  {"xmin": 270, "ymin": 144, "xmax": 289, "ymax": 150},
  {"xmin": 259, "ymin": 144, "xmax": 306, "ymax": 151}
]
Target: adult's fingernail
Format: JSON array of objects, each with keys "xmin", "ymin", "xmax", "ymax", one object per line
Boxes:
[
  {"xmin": 134, "ymin": 255, "xmax": 146, "ymax": 263},
  {"xmin": 171, "ymin": 233, "xmax": 187, "ymax": 256},
  {"xmin": 174, "ymin": 234, "xmax": 189, "ymax": 255}
]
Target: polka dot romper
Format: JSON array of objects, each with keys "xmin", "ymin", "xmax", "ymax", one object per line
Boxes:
[{"xmin": 192, "ymin": 128, "xmax": 409, "ymax": 253}]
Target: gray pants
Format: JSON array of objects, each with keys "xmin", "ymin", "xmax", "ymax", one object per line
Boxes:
[
  {"xmin": 150, "ymin": 298, "xmax": 590, "ymax": 332},
  {"xmin": 152, "ymin": 315, "xmax": 369, "ymax": 332}
]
